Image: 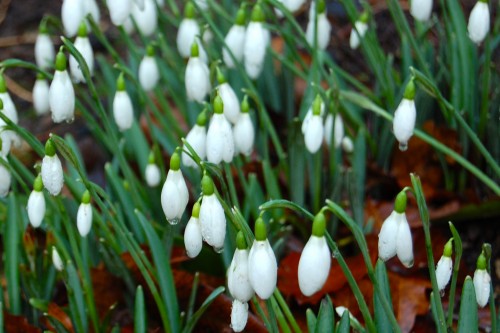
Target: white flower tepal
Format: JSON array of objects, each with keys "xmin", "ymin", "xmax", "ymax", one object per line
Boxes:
[
  {"xmin": 0, "ymin": 75, "xmax": 18, "ymax": 125},
  {"xmin": 52, "ymin": 247, "xmax": 64, "ymax": 271},
  {"xmin": 185, "ymin": 43, "xmax": 211, "ymax": 103},
  {"xmin": 206, "ymin": 96, "xmax": 234, "ymax": 164},
  {"xmin": 473, "ymin": 253, "xmax": 491, "ymax": 307},
  {"xmin": 199, "ymin": 175, "xmax": 226, "ymax": 251},
  {"xmin": 393, "ymin": 80, "xmax": 416, "ymax": 151},
  {"xmin": 349, "ymin": 14, "xmax": 369, "ymax": 50},
  {"xmin": 228, "ymin": 232, "xmax": 254, "ymax": 302},
  {"xmin": 69, "ymin": 23, "xmax": 94, "ymax": 83},
  {"xmin": 107, "ymin": 0, "xmax": 132, "ymax": 26},
  {"xmin": 182, "ymin": 112, "xmax": 207, "ymax": 168},
  {"xmin": 41, "ymin": 139, "xmax": 64, "ymax": 196},
  {"xmin": 113, "ymin": 74, "xmax": 134, "ymax": 131},
  {"xmin": 77, "ymin": 191, "xmax": 93, "ymax": 237},
  {"xmin": 145, "ymin": 163, "xmax": 161, "ymax": 187},
  {"xmin": 62, "ymin": 0, "xmax": 85, "ymax": 37},
  {"xmin": 410, "ymin": 0, "xmax": 433, "ymax": 21},
  {"xmin": 217, "ymin": 80, "xmax": 240, "ymax": 124},
  {"xmin": 177, "ymin": 3, "xmax": 200, "ymax": 58},
  {"xmin": 33, "ymin": 77, "xmax": 50, "ymax": 115},
  {"xmin": 27, "ymin": 175, "xmax": 46, "ymax": 228},
  {"xmin": 160, "ymin": 152, "xmax": 189, "ymax": 225},
  {"xmin": 244, "ymin": 5, "xmax": 270, "ymax": 80},
  {"xmin": 306, "ymin": 0, "xmax": 331, "ymax": 50},
  {"xmin": 223, "ymin": 9, "xmax": 246, "ymax": 68},
  {"xmin": 131, "ymin": 0, "xmax": 158, "ymax": 37},
  {"xmin": 233, "ymin": 98, "xmax": 254, "ymax": 156},
  {"xmin": 231, "ymin": 300, "xmax": 248, "ymax": 333},
  {"xmin": 468, "ymin": 0, "xmax": 490, "ymax": 44},
  {"xmin": 139, "ymin": 46, "xmax": 159, "ymax": 92},
  {"xmin": 0, "ymin": 156, "xmax": 11, "ymax": 198},
  {"xmin": 49, "ymin": 51, "xmax": 75, "ymax": 123},
  {"xmin": 34, "ymin": 28, "xmax": 54, "ymax": 70},
  {"xmin": 184, "ymin": 202, "xmax": 203, "ymax": 258}
]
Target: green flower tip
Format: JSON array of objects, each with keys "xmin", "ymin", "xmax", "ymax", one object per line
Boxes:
[
  {"xmin": 55, "ymin": 51, "xmax": 67, "ymax": 71},
  {"xmin": 236, "ymin": 231, "xmax": 247, "ymax": 249},
  {"xmin": 312, "ymin": 212, "xmax": 326, "ymax": 237},
  {"xmin": 148, "ymin": 151, "xmax": 156, "ymax": 164},
  {"xmin": 241, "ymin": 96, "xmax": 249, "ymax": 113},
  {"xmin": 0, "ymin": 74, "xmax": 6, "ymax": 93},
  {"xmin": 216, "ymin": 68, "xmax": 227, "ymax": 84},
  {"xmin": 36, "ymin": 73, "xmax": 45, "ymax": 80},
  {"xmin": 251, "ymin": 4, "xmax": 265, "ymax": 22},
  {"xmin": 478, "ymin": 0, "xmax": 488, "ymax": 3},
  {"xmin": 33, "ymin": 175, "xmax": 44, "ymax": 192},
  {"xmin": 196, "ymin": 110, "xmax": 208, "ymax": 126},
  {"xmin": 192, "ymin": 201, "xmax": 201, "ymax": 218},
  {"xmin": 312, "ymin": 94, "xmax": 322, "ymax": 116},
  {"xmin": 214, "ymin": 95, "xmax": 224, "ymax": 114},
  {"xmin": 316, "ymin": 0, "xmax": 326, "ymax": 14},
  {"xmin": 190, "ymin": 42, "xmax": 199, "ymax": 58},
  {"xmin": 476, "ymin": 253, "xmax": 487, "ymax": 270},
  {"xmin": 44, "ymin": 139, "xmax": 56, "ymax": 157},
  {"xmin": 116, "ymin": 73, "xmax": 126, "ymax": 91},
  {"xmin": 81, "ymin": 190, "xmax": 91, "ymax": 204},
  {"xmin": 146, "ymin": 45, "xmax": 155, "ymax": 57},
  {"xmin": 254, "ymin": 217, "xmax": 267, "ymax": 241},
  {"xmin": 185, "ymin": 2, "xmax": 196, "ymax": 19},
  {"xmin": 235, "ymin": 7, "xmax": 246, "ymax": 26},
  {"xmin": 170, "ymin": 151, "xmax": 181, "ymax": 171},
  {"xmin": 77, "ymin": 21, "xmax": 88, "ymax": 37},
  {"xmin": 443, "ymin": 239, "xmax": 453, "ymax": 257},
  {"xmin": 359, "ymin": 11, "xmax": 369, "ymax": 23},
  {"xmin": 394, "ymin": 190, "xmax": 407, "ymax": 214},
  {"xmin": 403, "ymin": 79, "xmax": 416, "ymax": 100},
  {"xmin": 38, "ymin": 21, "xmax": 48, "ymax": 34},
  {"xmin": 201, "ymin": 174, "xmax": 214, "ymax": 196}
]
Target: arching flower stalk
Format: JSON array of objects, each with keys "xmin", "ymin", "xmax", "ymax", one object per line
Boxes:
[
  {"xmin": 49, "ymin": 49, "xmax": 75, "ymax": 123},
  {"xmin": 184, "ymin": 202, "xmax": 203, "ymax": 258},
  {"xmin": 113, "ymin": 73, "xmax": 134, "ymax": 131},
  {"xmin": 41, "ymin": 138, "xmax": 64, "ymax": 196},
  {"xmin": 27, "ymin": 175, "xmax": 46, "ymax": 228},
  {"xmin": 303, "ymin": 95, "xmax": 324, "ymax": 154},
  {"xmin": 160, "ymin": 152, "xmax": 189, "ymax": 225},
  {"xmin": 199, "ymin": 175, "xmax": 226, "ymax": 252}
]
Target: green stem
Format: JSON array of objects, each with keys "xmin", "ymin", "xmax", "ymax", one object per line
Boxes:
[
  {"xmin": 273, "ymin": 289, "xmax": 302, "ymax": 333},
  {"xmin": 447, "ymin": 222, "xmax": 463, "ymax": 328}
]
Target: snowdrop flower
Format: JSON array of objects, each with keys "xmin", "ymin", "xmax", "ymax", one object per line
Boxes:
[
  {"xmin": 0, "ymin": 154, "xmax": 10, "ymax": 198},
  {"xmin": 113, "ymin": 73, "xmax": 134, "ymax": 131},
  {"xmin": 185, "ymin": 42, "xmax": 211, "ymax": 103},
  {"xmin": 378, "ymin": 190, "xmax": 414, "ymax": 268},
  {"xmin": 84, "ymin": 0, "xmax": 100, "ymax": 23},
  {"xmin": 52, "ymin": 247, "xmax": 64, "ymax": 271},
  {"xmin": 69, "ymin": 22, "xmax": 94, "ymax": 83},
  {"xmin": 33, "ymin": 75, "xmax": 50, "ymax": 115},
  {"xmin": 393, "ymin": 80, "xmax": 416, "ymax": 151},
  {"xmin": 473, "ymin": 252, "xmax": 491, "ymax": 307},
  {"xmin": 182, "ymin": 111, "xmax": 207, "ymax": 167},
  {"xmin": 468, "ymin": 0, "xmax": 490, "ymax": 44},
  {"xmin": 77, "ymin": 190, "xmax": 93, "ymax": 237},
  {"xmin": 134, "ymin": 0, "xmax": 145, "ymax": 10},
  {"xmin": 49, "ymin": 50, "xmax": 75, "ymax": 123},
  {"xmin": 184, "ymin": 202, "xmax": 203, "ymax": 258},
  {"xmin": 34, "ymin": 24, "xmax": 54, "ymax": 70},
  {"xmin": 349, "ymin": 12, "xmax": 369, "ymax": 50},
  {"xmin": 193, "ymin": 0, "xmax": 208, "ymax": 10},
  {"xmin": 223, "ymin": 8, "xmax": 246, "ymax": 68},
  {"xmin": 410, "ymin": 0, "xmax": 433, "ymax": 22},
  {"xmin": 145, "ymin": 152, "xmax": 161, "ymax": 187},
  {"xmin": 435, "ymin": 239, "xmax": 453, "ymax": 292},
  {"xmin": 0, "ymin": 74, "xmax": 18, "ymax": 125},
  {"xmin": 131, "ymin": 0, "xmax": 158, "ymax": 37},
  {"xmin": 161, "ymin": 152, "xmax": 189, "ymax": 225},
  {"xmin": 139, "ymin": 45, "xmax": 159, "ymax": 92},
  {"xmin": 26, "ymin": 175, "xmax": 46, "ymax": 228},
  {"xmin": 206, "ymin": 96, "xmax": 234, "ymax": 164},
  {"xmin": 341, "ymin": 136, "xmax": 354, "ymax": 153},
  {"xmin": 298, "ymin": 212, "xmax": 331, "ymax": 296},
  {"xmin": 107, "ymin": 0, "xmax": 132, "ymax": 26},
  {"xmin": 244, "ymin": 4, "xmax": 270, "ymax": 79},
  {"xmin": 231, "ymin": 300, "xmax": 249, "ymax": 332},
  {"xmin": 177, "ymin": 2, "xmax": 200, "ymax": 59},
  {"xmin": 228, "ymin": 232, "xmax": 255, "ymax": 302},
  {"xmin": 233, "ymin": 96, "xmax": 255, "ymax": 156},
  {"xmin": 217, "ymin": 70, "xmax": 240, "ymax": 124},
  {"xmin": 0, "ymin": 101, "xmax": 12, "ymax": 157},
  {"xmin": 41, "ymin": 139, "xmax": 64, "ymax": 196},
  {"xmin": 306, "ymin": 0, "xmax": 331, "ymax": 51},
  {"xmin": 62, "ymin": 0, "xmax": 85, "ymax": 37},
  {"xmin": 324, "ymin": 113, "xmax": 344, "ymax": 148},
  {"xmin": 199, "ymin": 175, "xmax": 226, "ymax": 252},
  {"xmin": 303, "ymin": 95, "xmax": 324, "ymax": 153},
  {"xmin": 301, "ymin": 96, "xmax": 325, "ymax": 134},
  {"xmin": 248, "ymin": 218, "xmax": 278, "ymax": 299},
  {"xmin": 282, "ymin": 0, "xmax": 306, "ymax": 13}
]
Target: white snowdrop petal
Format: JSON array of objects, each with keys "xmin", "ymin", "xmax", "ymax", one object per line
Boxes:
[
  {"xmin": 349, "ymin": 21, "xmax": 368, "ymax": 50},
  {"xmin": 185, "ymin": 57, "xmax": 211, "ymax": 103},
  {"xmin": 27, "ymin": 191, "xmax": 46, "ymax": 228},
  {"xmin": 341, "ymin": 137, "xmax": 354, "ymax": 153},
  {"xmin": 0, "ymin": 131, "xmax": 12, "ymax": 156},
  {"xmin": 134, "ymin": 0, "xmax": 145, "ymax": 10},
  {"xmin": 393, "ymin": 98, "xmax": 416, "ymax": 148},
  {"xmin": 298, "ymin": 235, "xmax": 331, "ymax": 296},
  {"xmin": 184, "ymin": 217, "xmax": 203, "ymax": 258},
  {"xmin": 228, "ymin": 249, "xmax": 254, "ymax": 302},
  {"xmin": 248, "ymin": 240, "xmax": 277, "ymax": 299},
  {"xmin": 33, "ymin": 79, "xmax": 50, "ymax": 115},
  {"xmin": 0, "ymin": 92, "xmax": 18, "ymax": 125},
  {"xmin": 160, "ymin": 170, "xmax": 189, "ymax": 224},
  {"xmin": 193, "ymin": 0, "xmax": 208, "ymax": 10},
  {"xmin": 199, "ymin": 194, "xmax": 226, "ymax": 250},
  {"xmin": 49, "ymin": 70, "xmax": 75, "ymax": 123},
  {"xmin": 70, "ymin": 36, "xmax": 94, "ymax": 83},
  {"xmin": 0, "ymin": 162, "xmax": 11, "ymax": 198},
  {"xmin": 107, "ymin": 0, "xmax": 132, "ymax": 26},
  {"xmin": 410, "ymin": 0, "xmax": 433, "ymax": 21},
  {"xmin": 233, "ymin": 113, "xmax": 254, "ymax": 156},
  {"xmin": 218, "ymin": 83, "xmax": 240, "ymax": 124},
  {"xmin": 231, "ymin": 300, "xmax": 249, "ymax": 333},
  {"xmin": 62, "ymin": 0, "xmax": 85, "ymax": 37},
  {"xmin": 306, "ymin": 12, "xmax": 331, "ymax": 50},
  {"xmin": 85, "ymin": 0, "xmax": 100, "ymax": 22},
  {"xmin": 396, "ymin": 217, "xmax": 414, "ymax": 268},
  {"xmin": 52, "ymin": 247, "xmax": 64, "ymax": 271},
  {"xmin": 35, "ymin": 34, "xmax": 55, "ymax": 70},
  {"xmin": 378, "ymin": 211, "xmax": 399, "ymax": 261},
  {"xmin": 473, "ymin": 269, "xmax": 491, "ymax": 307},
  {"xmin": 177, "ymin": 19, "xmax": 200, "ymax": 58},
  {"xmin": 139, "ymin": 56, "xmax": 159, "ymax": 92},
  {"xmin": 435, "ymin": 256, "xmax": 453, "ymax": 291},
  {"xmin": 223, "ymin": 25, "xmax": 246, "ymax": 68},
  {"xmin": 41, "ymin": 155, "xmax": 64, "ymax": 196},
  {"xmin": 244, "ymin": 22, "xmax": 269, "ymax": 79},
  {"xmin": 207, "ymin": 114, "xmax": 234, "ymax": 164},
  {"xmin": 113, "ymin": 91, "xmax": 134, "ymax": 131},
  {"xmin": 305, "ymin": 115, "xmax": 324, "ymax": 153},
  {"xmin": 182, "ymin": 124, "xmax": 207, "ymax": 167},
  {"xmin": 468, "ymin": 2, "xmax": 490, "ymax": 44},
  {"xmin": 77, "ymin": 203, "xmax": 93, "ymax": 237},
  {"xmin": 145, "ymin": 164, "xmax": 161, "ymax": 187},
  {"xmin": 131, "ymin": 0, "xmax": 158, "ymax": 37}
]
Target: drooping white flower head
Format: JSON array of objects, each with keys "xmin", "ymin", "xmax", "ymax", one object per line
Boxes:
[
  {"xmin": 303, "ymin": 95, "xmax": 324, "ymax": 154},
  {"xmin": 184, "ymin": 202, "xmax": 203, "ymax": 258},
  {"xmin": 52, "ymin": 246, "xmax": 64, "ymax": 271},
  {"xmin": 84, "ymin": 0, "xmax": 100, "ymax": 23},
  {"xmin": 131, "ymin": 0, "xmax": 158, "ymax": 37},
  {"xmin": 113, "ymin": 73, "xmax": 134, "ymax": 131},
  {"xmin": 217, "ymin": 72, "xmax": 240, "ymax": 124},
  {"xmin": 228, "ymin": 231, "xmax": 255, "ymax": 302},
  {"xmin": 378, "ymin": 191, "xmax": 414, "ymax": 268},
  {"xmin": 349, "ymin": 12, "xmax": 369, "ymax": 50},
  {"xmin": 410, "ymin": 0, "xmax": 433, "ymax": 21},
  {"xmin": 248, "ymin": 218, "xmax": 277, "ymax": 299},
  {"xmin": 49, "ymin": 51, "xmax": 75, "ymax": 123},
  {"xmin": 306, "ymin": 0, "xmax": 331, "ymax": 51},
  {"xmin": 134, "ymin": 0, "xmax": 145, "ymax": 10},
  {"xmin": 0, "ymin": 101, "xmax": 12, "ymax": 157},
  {"xmin": 139, "ymin": 45, "xmax": 159, "ymax": 92},
  {"xmin": 145, "ymin": 152, "xmax": 161, "ymax": 187},
  {"xmin": 473, "ymin": 253, "xmax": 491, "ymax": 307},
  {"xmin": 468, "ymin": 0, "xmax": 490, "ymax": 44},
  {"xmin": 0, "ymin": 155, "xmax": 11, "ymax": 198},
  {"xmin": 0, "ymin": 74, "xmax": 18, "ymax": 125},
  {"xmin": 223, "ymin": 8, "xmax": 246, "ymax": 68},
  {"xmin": 185, "ymin": 42, "xmax": 211, "ymax": 103},
  {"xmin": 33, "ymin": 76, "xmax": 50, "ymax": 115},
  {"xmin": 34, "ymin": 25, "xmax": 55, "ymax": 70},
  {"xmin": 435, "ymin": 239, "xmax": 453, "ymax": 292},
  {"xmin": 233, "ymin": 96, "xmax": 255, "ymax": 156},
  {"xmin": 341, "ymin": 136, "xmax": 354, "ymax": 153},
  {"xmin": 177, "ymin": 2, "xmax": 200, "ymax": 59},
  {"xmin": 107, "ymin": 0, "xmax": 132, "ymax": 26},
  {"xmin": 41, "ymin": 139, "xmax": 64, "ymax": 196},
  {"xmin": 182, "ymin": 111, "xmax": 207, "ymax": 168},
  {"xmin": 206, "ymin": 96, "xmax": 235, "ymax": 164},
  {"xmin": 393, "ymin": 80, "xmax": 416, "ymax": 151},
  {"xmin": 324, "ymin": 112, "xmax": 345, "ymax": 148},
  {"xmin": 69, "ymin": 23, "xmax": 95, "ymax": 83},
  {"xmin": 199, "ymin": 175, "xmax": 226, "ymax": 252},
  {"xmin": 244, "ymin": 4, "xmax": 270, "ymax": 80},
  {"xmin": 298, "ymin": 212, "xmax": 331, "ymax": 296},
  {"xmin": 27, "ymin": 175, "xmax": 46, "ymax": 228},
  {"xmin": 231, "ymin": 300, "xmax": 249, "ymax": 333},
  {"xmin": 161, "ymin": 152, "xmax": 189, "ymax": 225},
  {"xmin": 77, "ymin": 190, "xmax": 93, "ymax": 237},
  {"xmin": 62, "ymin": 0, "xmax": 85, "ymax": 37}
]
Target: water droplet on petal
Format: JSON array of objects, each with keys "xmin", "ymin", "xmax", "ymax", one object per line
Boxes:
[
  {"xmin": 168, "ymin": 217, "xmax": 180, "ymax": 225},
  {"xmin": 398, "ymin": 142, "xmax": 408, "ymax": 151}
]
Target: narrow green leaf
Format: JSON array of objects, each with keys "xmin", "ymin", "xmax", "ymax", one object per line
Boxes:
[
  {"xmin": 315, "ymin": 296, "xmax": 334, "ymax": 333},
  {"xmin": 66, "ymin": 261, "xmax": 88, "ymax": 333},
  {"xmin": 306, "ymin": 309, "xmax": 317, "ymax": 333},
  {"xmin": 457, "ymin": 277, "xmax": 478, "ymax": 333},
  {"xmin": 182, "ymin": 286, "xmax": 225, "ymax": 333},
  {"xmin": 336, "ymin": 311, "xmax": 350, "ymax": 333},
  {"xmin": 5, "ymin": 193, "xmax": 20, "ymax": 315},
  {"xmin": 373, "ymin": 260, "xmax": 394, "ymax": 333},
  {"xmin": 134, "ymin": 286, "xmax": 146, "ymax": 333},
  {"xmin": 259, "ymin": 199, "xmax": 314, "ymax": 220}
]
